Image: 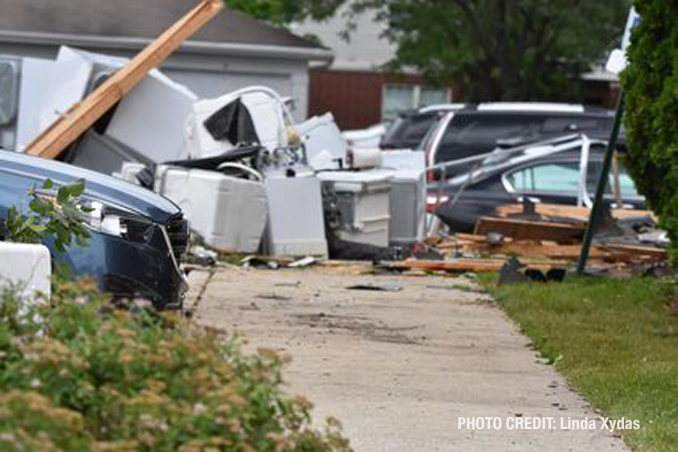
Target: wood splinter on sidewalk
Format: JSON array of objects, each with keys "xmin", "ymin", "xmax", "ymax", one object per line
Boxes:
[{"xmin": 25, "ymin": 0, "xmax": 224, "ymax": 160}]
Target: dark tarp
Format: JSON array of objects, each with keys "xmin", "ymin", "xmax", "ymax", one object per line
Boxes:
[{"xmin": 203, "ymin": 98, "xmax": 259, "ymax": 144}]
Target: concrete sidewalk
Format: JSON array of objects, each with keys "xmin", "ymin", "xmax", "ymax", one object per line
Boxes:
[{"xmin": 192, "ymin": 266, "xmax": 627, "ymax": 452}]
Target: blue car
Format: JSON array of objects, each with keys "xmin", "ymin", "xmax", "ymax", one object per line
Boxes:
[{"xmin": 0, "ymin": 151, "xmax": 189, "ymax": 309}]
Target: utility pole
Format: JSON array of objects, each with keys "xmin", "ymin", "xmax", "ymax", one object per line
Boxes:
[
  {"xmin": 576, "ymin": 93, "xmax": 625, "ymax": 274},
  {"xmin": 576, "ymin": 7, "xmax": 639, "ymax": 274}
]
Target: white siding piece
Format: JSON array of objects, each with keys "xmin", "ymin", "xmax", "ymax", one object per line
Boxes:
[{"xmin": 0, "ymin": 243, "xmax": 51, "ymax": 303}]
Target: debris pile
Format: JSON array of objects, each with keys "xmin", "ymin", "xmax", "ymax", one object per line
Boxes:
[
  {"xmin": 419, "ymin": 200, "xmax": 667, "ymax": 278},
  {"xmin": 0, "ymin": 0, "xmax": 669, "ymax": 286}
]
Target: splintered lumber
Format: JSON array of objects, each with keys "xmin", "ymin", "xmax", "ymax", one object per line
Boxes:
[
  {"xmin": 495, "ymin": 204, "xmax": 655, "ymax": 222},
  {"xmin": 26, "ymin": 0, "xmax": 224, "ymax": 159},
  {"xmin": 598, "ymin": 244, "xmax": 667, "ymax": 260},
  {"xmin": 384, "ymin": 258, "xmax": 564, "ymax": 273},
  {"xmin": 467, "ymin": 241, "xmax": 611, "ymax": 260},
  {"xmin": 436, "ymin": 233, "xmax": 665, "ymax": 263},
  {"xmin": 474, "ymin": 216, "xmax": 585, "ymax": 242},
  {"xmin": 438, "ymin": 236, "xmax": 611, "ymax": 260}
]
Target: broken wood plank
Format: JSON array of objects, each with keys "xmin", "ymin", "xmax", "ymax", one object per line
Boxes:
[
  {"xmin": 26, "ymin": 0, "xmax": 224, "ymax": 159},
  {"xmin": 474, "ymin": 216, "xmax": 585, "ymax": 242},
  {"xmin": 454, "ymin": 233, "xmax": 491, "ymax": 243},
  {"xmin": 495, "ymin": 204, "xmax": 655, "ymax": 222},
  {"xmin": 598, "ymin": 244, "xmax": 667, "ymax": 260},
  {"xmin": 437, "ymin": 233, "xmax": 662, "ymax": 263},
  {"xmin": 462, "ymin": 241, "xmax": 613, "ymax": 260},
  {"xmin": 384, "ymin": 258, "xmax": 565, "ymax": 273}
]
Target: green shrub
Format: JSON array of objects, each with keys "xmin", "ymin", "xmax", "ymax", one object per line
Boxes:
[
  {"xmin": 621, "ymin": 0, "xmax": 678, "ymax": 264},
  {"xmin": 3, "ymin": 179, "xmax": 91, "ymax": 253},
  {"xmin": 0, "ymin": 281, "xmax": 351, "ymax": 451}
]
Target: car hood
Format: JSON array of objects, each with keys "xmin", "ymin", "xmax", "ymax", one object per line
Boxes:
[{"xmin": 0, "ymin": 151, "xmax": 180, "ymax": 223}]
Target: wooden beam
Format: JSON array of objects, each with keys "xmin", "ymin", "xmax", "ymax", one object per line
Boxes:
[
  {"xmin": 462, "ymin": 241, "xmax": 613, "ymax": 260},
  {"xmin": 474, "ymin": 216, "xmax": 585, "ymax": 243},
  {"xmin": 599, "ymin": 244, "xmax": 667, "ymax": 260},
  {"xmin": 384, "ymin": 258, "xmax": 563, "ymax": 273},
  {"xmin": 26, "ymin": 0, "xmax": 224, "ymax": 159},
  {"xmin": 495, "ymin": 204, "xmax": 655, "ymax": 222},
  {"xmin": 437, "ymin": 233, "xmax": 665, "ymax": 263}
]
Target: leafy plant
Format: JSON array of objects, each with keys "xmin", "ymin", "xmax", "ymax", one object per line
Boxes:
[
  {"xmin": 621, "ymin": 0, "xmax": 678, "ymax": 265},
  {"xmin": 2, "ymin": 179, "xmax": 91, "ymax": 253},
  {"xmin": 0, "ymin": 279, "xmax": 351, "ymax": 451}
]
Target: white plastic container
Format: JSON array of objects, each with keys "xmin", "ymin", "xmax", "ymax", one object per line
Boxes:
[
  {"xmin": 318, "ymin": 170, "xmax": 393, "ymax": 247},
  {"xmin": 118, "ymin": 163, "xmax": 268, "ymax": 253},
  {"xmin": 263, "ymin": 176, "xmax": 328, "ymax": 257},
  {"xmin": 0, "ymin": 243, "xmax": 51, "ymax": 302}
]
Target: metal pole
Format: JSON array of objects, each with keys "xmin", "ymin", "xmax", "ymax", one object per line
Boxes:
[
  {"xmin": 612, "ymin": 152, "xmax": 623, "ymax": 207},
  {"xmin": 576, "ymin": 92, "xmax": 626, "ymax": 274}
]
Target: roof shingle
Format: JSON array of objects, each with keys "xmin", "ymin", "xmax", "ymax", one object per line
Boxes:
[{"xmin": 0, "ymin": 0, "xmax": 319, "ymax": 49}]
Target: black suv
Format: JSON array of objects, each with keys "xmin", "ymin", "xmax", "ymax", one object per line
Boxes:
[
  {"xmin": 380, "ymin": 104, "xmax": 465, "ymax": 150},
  {"xmin": 379, "ymin": 103, "xmax": 617, "ymax": 167}
]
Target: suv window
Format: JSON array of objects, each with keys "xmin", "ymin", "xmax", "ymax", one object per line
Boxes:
[
  {"xmin": 381, "ymin": 113, "xmax": 440, "ymax": 149},
  {"xmin": 435, "ymin": 114, "xmax": 541, "ymax": 163},
  {"xmin": 541, "ymin": 117, "xmax": 606, "ymax": 133}
]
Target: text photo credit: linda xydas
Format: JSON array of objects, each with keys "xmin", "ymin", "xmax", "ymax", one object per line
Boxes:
[{"xmin": 457, "ymin": 416, "xmax": 641, "ymax": 431}]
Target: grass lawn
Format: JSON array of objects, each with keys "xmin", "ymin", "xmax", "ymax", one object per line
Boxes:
[{"xmin": 478, "ymin": 274, "xmax": 677, "ymax": 452}]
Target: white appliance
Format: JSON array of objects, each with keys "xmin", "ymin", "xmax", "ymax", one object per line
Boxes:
[
  {"xmin": 381, "ymin": 151, "xmax": 427, "ymax": 246},
  {"xmin": 318, "ymin": 170, "xmax": 393, "ymax": 247},
  {"xmin": 0, "ymin": 55, "xmax": 54, "ymax": 151},
  {"xmin": 186, "ymin": 86, "xmax": 293, "ymax": 159},
  {"xmin": 105, "ymin": 69, "xmax": 197, "ymax": 164},
  {"xmin": 119, "ymin": 163, "xmax": 268, "ymax": 253},
  {"xmin": 342, "ymin": 123, "xmax": 387, "ymax": 149},
  {"xmin": 295, "ymin": 113, "xmax": 348, "ymax": 170},
  {"xmin": 263, "ymin": 176, "xmax": 328, "ymax": 257}
]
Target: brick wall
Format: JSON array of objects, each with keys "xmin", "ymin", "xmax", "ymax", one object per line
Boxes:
[
  {"xmin": 309, "ymin": 70, "xmax": 384, "ymax": 130},
  {"xmin": 309, "ymin": 70, "xmax": 453, "ymax": 129},
  {"xmin": 309, "ymin": 69, "xmax": 616, "ymax": 129}
]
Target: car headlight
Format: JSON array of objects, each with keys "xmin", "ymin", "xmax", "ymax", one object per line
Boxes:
[{"xmin": 82, "ymin": 201, "xmax": 154, "ymax": 242}]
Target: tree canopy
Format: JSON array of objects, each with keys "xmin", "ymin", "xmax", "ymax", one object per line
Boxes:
[
  {"xmin": 230, "ymin": 0, "xmax": 629, "ymax": 101},
  {"xmin": 622, "ymin": 0, "xmax": 678, "ymax": 264}
]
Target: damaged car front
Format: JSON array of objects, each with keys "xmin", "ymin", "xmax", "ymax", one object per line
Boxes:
[{"xmin": 0, "ymin": 151, "xmax": 189, "ymax": 309}]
